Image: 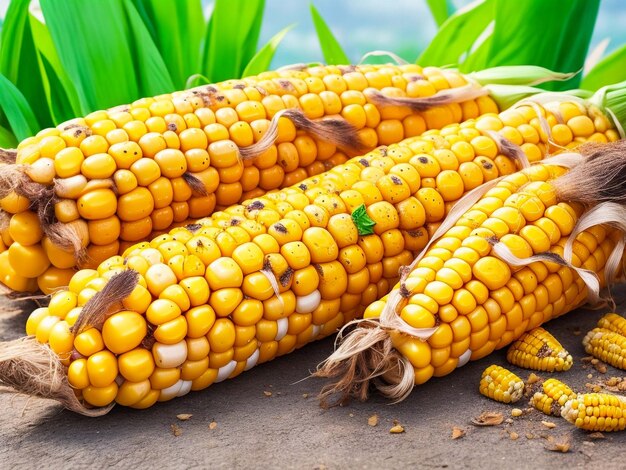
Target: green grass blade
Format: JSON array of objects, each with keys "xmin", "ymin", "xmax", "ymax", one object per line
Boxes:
[
  {"xmin": 418, "ymin": 0, "xmax": 494, "ymax": 66},
  {"xmin": 29, "ymin": 14, "xmax": 82, "ymax": 124},
  {"xmin": 426, "ymin": 0, "xmax": 454, "ymax": 27},
  {"xmin": 131, "ymin": 0, "xmax": 205, "ymax": 89},
  {"xmin": 310, "ymin": 3, "xmax": 349, "ymax": 65},
  {"xmin": 40, "ymin": 0, "xmax": 140, "ymax": 113},
  {"xmin": 461, "ymin": 0, "xmax": 599, "ymax": 90},
  {"xmin": 123, "ymin": 0, "xmax": 175, "ymax": 96},
  {"xmin": 202, "ymin": 0, "xmax": 266, "ymax": 82},
  {"xmin": 0, "ymin": 0, "xmax": 48, "ymax": 128},
  {"xmin": 0, "ymin": 72, "xmax": 39, "ymax": 140},
  {"xmin": 0, "ymin": 124, "xmax": 18, "ymax": 148},
  {"xmin": 242, "ymin": 24, "xmax": 295, "ymax": 77},
  {"xmin": 582, "ymin": 44, "xmax": 626, "ymax": 92}
]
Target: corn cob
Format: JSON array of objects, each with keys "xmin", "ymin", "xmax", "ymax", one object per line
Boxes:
[
  {"xmin": 315, "ymin": 140, "xmax": 626, "ymax": 404},
  {"xmin": 479, "ymin": 364, "xmax": 524, "ymax": 403},
  {"xmin": 583, "ymin": 328, "xmax": 626, "ymax": 370},
  {"xmin": 506, "ymin": 327, "xmax": 573, "ymax": 372},
  {"xmin": 597, "ymin": 313, "xmax": 626, "ymax": 336},
  {"xmin": 561, "ymin": 393, "xmax": 626, "ymax": 431},
  {"xmin": 0, "ymin": 64, "xmax": 498, "ymax": 294},
  {"xmin": 532, "ymin": 378, "xmax": 576, "ymax": 416},
  {"xmin": 0, "ymin": 90, "xmax": 617, "ymax": 296}
]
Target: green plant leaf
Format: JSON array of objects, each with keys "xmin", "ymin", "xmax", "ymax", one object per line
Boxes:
[
  {"xmin": 123, "ymin": 0, "xmax": 175, "ymax": 97},
  {"xmin": 418, "ymin": 0, "xmax": 494, "ymax": 66},
  {"xmin": 351, "ymin": 204, "xmax": 376, "ymax": 236},
  {"xmin": 461, "ymin": 0, "xmax": 599, "ymax": 91},
  {"xmin": 243, "ymin": 24, "xmax": 295, "ymax": 77},
  {"xmin": 582, "ymin": 44, "xmax": 626, "ymax": 92},
  {"xmin": 426, "ymin": 0, "xmax": 454, "ymax": 27},
  {"xmin": 131, "ymin": 0, "xmax": 205, "ymax": 89},
  {"xmin": 0, "ymin": 0, "xmax": 48, "ymax": 128},
  {"xmin": 0, "ymin": 125, "xmax": 18, "ymax": 148},
  {"xmin": 28, "ymin": 14, "xmax": 82, "ymax": 124},
  {"xmin": 40, "ymin": 0, "xmax": 140, "ymax": 113},
  {"xmin": 310, "ymin": 3, "xmax": 349, "ymax": 65},
  {"xmin": 202, "ymin": 0, "xmax": 265, "ymax": 82},
  {"xmin": 0, "ymin": 72, "xmax": 39, "ymax": 140}
]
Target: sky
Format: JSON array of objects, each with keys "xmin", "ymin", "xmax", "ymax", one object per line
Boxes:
[{"xmin": 0, "ymin": 0, "xmax": 624, "ymax": 69}]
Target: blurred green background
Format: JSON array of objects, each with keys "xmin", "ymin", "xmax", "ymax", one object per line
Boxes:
[
  {"xmin": 0, "ymin": 0, "xmax": 624, "ymax": 147},
  {"xmin": 1, "ymin": 0, "xmax": 624, "ymax": 67}
]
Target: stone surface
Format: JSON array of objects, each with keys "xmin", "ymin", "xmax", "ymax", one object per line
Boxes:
[{"xmin": 1, "ymin": 297, "xmax": 625, "ymax": 468}]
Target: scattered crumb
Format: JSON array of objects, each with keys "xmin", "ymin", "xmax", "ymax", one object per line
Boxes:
[
  {"xmin": 582, "ymin": 356, "xmax": 594, "ymax": 363},
  {"xmin": 572, "ymin": 328, "xmax": 582, "ymax": 336},
  {"xmin": 509, "ymin": 432, "xmax": 519, "ymax": 440},
  {"xmin": 313, "ymin": 465, "xmax": 328, "ymax": 470},
  {"xmin": 526, "ymin": 433, "xmax": 535, "ymax": 440},
  {"xmin": 451, "ymin": 426, "xmax": 465, "ymax": 439},
  {"xmin": 170, "ymin": 424, "xmax": 182, "ymax": 437},
  {"xmin": 527, "ymin": 373, "xmax": 541, "ymax": 384},
  {"xmin": 619, "ymin": 381, "xmax": 626, "ymax": 392},
  {"xmin": 302, "ymin": 393, "xmax": 309, "ymax": 399},
  {"xmin": 349, "ymin": 413, "xmax": 354, "ymax": 418},
  {"xmin": 176, "ymin": 414, "xmax": 192, "ymax": 421},
  {"xmin": 471, "ymin": 411, "xmax": 504, "ymax": 426},
  {"xmin": 368, "ymin": 415, "xmax": 379, "ymax": 427},
  {"xmin": 505, "ymin": 418, "xmax": 513, "ymax": 424},
  {"xmin": 209, "ymin": 421, "xmax": 217, "ymax": 430},
  {"xmin": 511, "ymin": 408, "xmax": 523, "ymax": 417},
  {"xmin": 545, "ymin": 435, "xmax": 571, "ymax": 453},
  {"xmin": 389, "ymin": 424, "xmax": 405, "ymax": 434},
  {"xmin": 587, "ymin": 374, "xmax": 593, "ymax": 379},
  {"xmin": 542, "ymin": 421, "xmax": 557, "ymax": 429},
  {"xmin": 589, "ymin": 432, "xmax": 605, "ymax": 439},
  {"xmin": 263, "ymin": 391, "xmax": 272, "ymax": 397},
  {"xmin": 605, "ymin": 377, "xmax": 620, "ymax": 387}
]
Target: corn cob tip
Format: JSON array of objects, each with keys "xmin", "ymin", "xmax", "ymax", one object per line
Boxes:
[
  {"xmin": 479, "ymin": 365, "xmax": 524, "ymax": 404},
  {"xmin": 561, "ymin": 393, "xmax": 626, "ymax": 431},
  {"xmin": 582, "ymin": 327, "xmax": 626, "ymax": 370},
  {"xmin": 506, "ymin": 327, "xmax": 573, "ymax": 372},
  {"xmin": 0, "ymin": 336, "xmax": 110, "ymax": 417}
]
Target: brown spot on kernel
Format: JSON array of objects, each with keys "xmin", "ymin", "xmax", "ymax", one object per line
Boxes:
[
  {"xmin": 418, "ymin": 156, "xmax": 429, "ymax": 164},
  {"xmin": 167, "ymin": 123, "xmax": 178, "ymax": 132},
  {"xmin": 390, "ymin": 175, "xmax": 402, "ymax": 185},
  {"xmin": 230, "ymin": 218, "xmax": 241, "ymax": 226},
  {"xmin": 273, "ymin": 223, "xmax": 288, "ymax": 234},
  {"xmin": 247, "ymin": 200, "xmax": 265, "ymax": 211},
  {"xmin": 359, "ymin": 158, "xmax": 370, "ymax": 167},
  {"xmin": 279, "ymin": 267, "xmax": 294, "ymax": 287},
  {"xmin": 233, "ymin": 84, "xmax": 245, "ymax": 90},
  {"xmin": 480, "ymin": 159, "xmax": 493, "ymax": 169},
  {"xmin": 186, "ymin": 223, "xmax": 202, "ymax": 232},
  {"xmin": 298, "ymin": 183, "xmax": 308, "ymax": 191},
  {"xmin": 536, "ymin": 344, "xmax": 552, "ymax": 358}
]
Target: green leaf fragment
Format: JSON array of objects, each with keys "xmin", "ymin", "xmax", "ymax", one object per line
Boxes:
[
  {"xmin": 310, "ymin": 3, "xmax": 349, "ymax": 65},
  {"xmin": 351, "ymin": 204, "xmax": 376, "ymax": 236}
]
